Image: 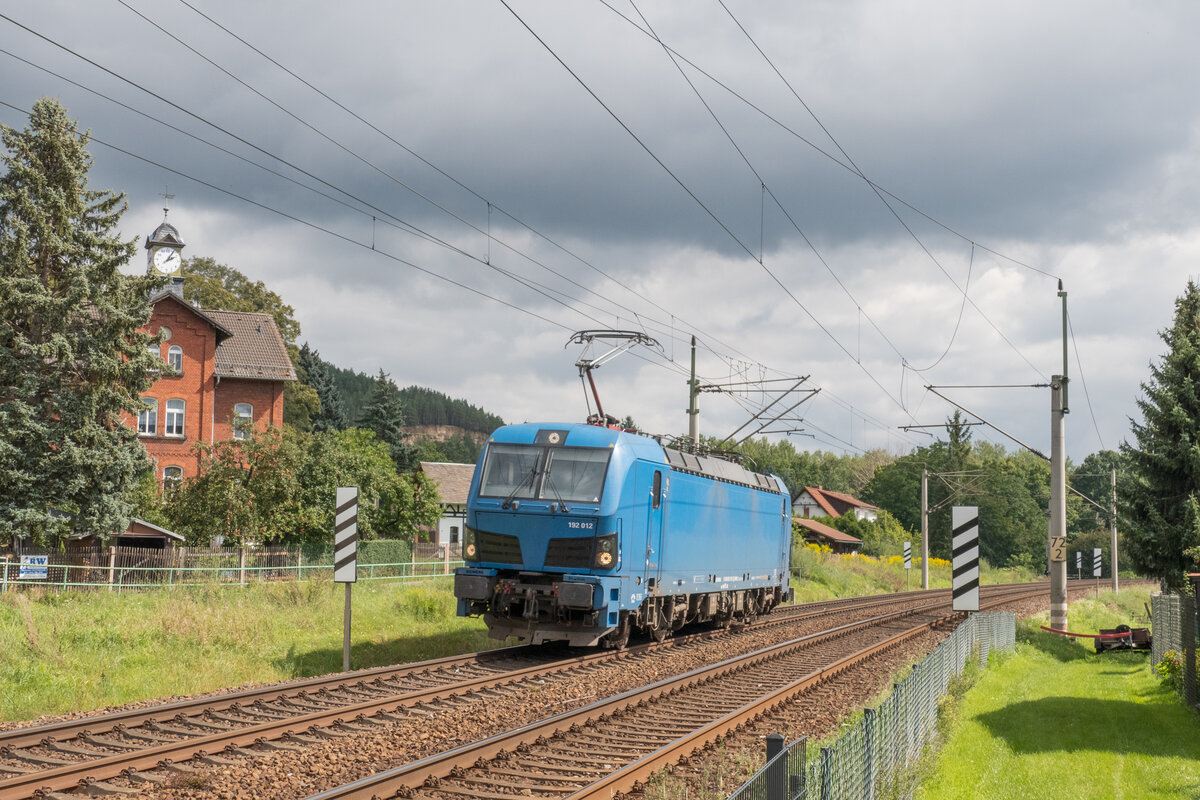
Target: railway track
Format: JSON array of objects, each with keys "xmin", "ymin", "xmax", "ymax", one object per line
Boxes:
[
  {"xmin": 304, "ymin": 583, "xmax": 1051, "ymax": 800},
  {"xmin": 0, "ymin": 583, "xmax": 1067, "ymax": 799}
]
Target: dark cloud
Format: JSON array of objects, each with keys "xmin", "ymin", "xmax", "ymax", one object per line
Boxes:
[{"xmin": 3, "ymin": 1, "xmax": 1199, "ymax": 458}]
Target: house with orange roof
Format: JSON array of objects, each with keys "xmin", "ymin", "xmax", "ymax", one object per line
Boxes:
[
  {"xmin": 793, "ymin": 485, "xmax": 878, "ymax": 522},
  {"xmin": 124, "ymin": 213, "xmax": 296, "ymax": 492}
]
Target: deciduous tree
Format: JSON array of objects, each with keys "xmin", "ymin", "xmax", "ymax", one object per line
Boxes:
[{"xmin": 164, "ymin": 425, "xmax": 306, "ymax": 546}]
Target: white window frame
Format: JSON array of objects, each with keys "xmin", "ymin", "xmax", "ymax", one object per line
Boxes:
[
  {"xmin": 232, "ymin": 402, "xmax": 253, "ymax": 440},
  {"xmin": 163, "ymin": 465, "xmax": 183, "ymax": 492},
  {"xmin": 167, "ymin": 345, "xmax": 183, "ymax": 373},
  {"xmin": 164, "ymin": 398, "xmax": 185, "ymax": 437},
  {"xmin": 138, "ymin": 398, "xmax": 158, "ymax": 436}
]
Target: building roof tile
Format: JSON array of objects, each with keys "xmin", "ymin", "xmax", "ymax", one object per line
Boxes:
[
  {"xmin": 202, "ymin": 309, "xmax": 296, "ymax": 381},
  {"xmin": 420, "ymin": 461, "xmax": 476, "ymax": 505},
  {"xmin": 793, "ymin": 516, "xmax": 863, "ymax": 545},
  {"xmin": 795, "ymin": 486, "xmax": 877, "ymax": 516}
]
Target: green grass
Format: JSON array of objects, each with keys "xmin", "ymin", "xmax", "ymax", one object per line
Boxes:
[
  {"xmin": 789, "ymin": 544, "xmax": 1043, "ymax": 602},
  {"xmin": 0, "ymin": 578, "xmax": 499, "ymax": 721},
  {"xmin": 916, "ymin": 590, "xmax": 1200, "ymax": 800}
]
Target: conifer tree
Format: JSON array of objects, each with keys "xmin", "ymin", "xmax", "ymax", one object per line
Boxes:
[
  {"xmin": 299, "ymin": 343, "xmax": 348, "ymax": 432},
  {"xmin": 357, "ymin": 369, "xmax": 413, "ymax": 471},
  {"xmin": 0, "ymin": 99, "xmax": 162, "ymax": 543},
  {"xmin": 1120, "ymin": 280, "xmax": 1200, "ymax": 591}
]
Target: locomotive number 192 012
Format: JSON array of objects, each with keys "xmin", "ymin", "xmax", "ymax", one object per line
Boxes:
[{"xmin": 566, "ymin": 520, "xmax": 595, "ymax": 530}]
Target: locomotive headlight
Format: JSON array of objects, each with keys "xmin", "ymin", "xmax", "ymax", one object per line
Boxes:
[
  {"xmin": 463, "ymin": 525, "xmax": 478, "ymax": 561},
  {"xmin": 593, "ymin": 533, "xmax": 617, "ymax": 569}
]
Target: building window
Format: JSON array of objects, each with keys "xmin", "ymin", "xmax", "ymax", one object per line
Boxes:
[
  {"xmin": 233, "ymin": 403, "xmax": 253, "ymax": 440},
  {"xmin": 167, "ymin": 345, "xmax": 183, "ymax": 373},
  {"xmin": 163, "ymin": 465, "xmax": 183, "ymax": 493},
  {"xmin": 165, "ymin": 398, "xmax": 185, "ymax": 437},
  {"xmin": 147, "ymin": 343, "xmax": 160, "ymax": 370},
  {"xmin": 138, "ymin": 398, "xmax": 157, "ymax": 435}
]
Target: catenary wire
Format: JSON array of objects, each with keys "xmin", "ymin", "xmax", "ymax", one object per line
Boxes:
[
  {"xmin": 600, "ymin": 1, "xmax": 1053, "ymax": 380},
  {"xmin": 171, "ymin": 0, "xmax": 750, "ymax": 370},
  {"xmin": 131, "ymin": 1, "xmax": 931, "ymax": 445},
  {"xmin": 0, "ymin": 19, "xmax": 707, "ymax": 354},
  {"xmin": 500, "ymin": 0, "xmax": 921, "ymax": 423},
  {"xmin": 1067, "ymin": 310, "xmax": 1106, "ymax": 451},
  {"xmin": 0, "ymin": 15, "xmax": 960, "ymax": 450},
  {"xmin": 0, "ymin": 98, "xmax": 577, "ymax": 334}
]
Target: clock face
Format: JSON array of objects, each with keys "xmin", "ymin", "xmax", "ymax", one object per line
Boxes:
[{"xmin": 153, "ymin": 247, "xmax": 181, "ymax": 273}]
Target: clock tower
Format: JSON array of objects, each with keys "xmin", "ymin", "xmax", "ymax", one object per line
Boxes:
[{"xmin": 145, "ymin": 207, "xmax": 185, "ymax": 297}]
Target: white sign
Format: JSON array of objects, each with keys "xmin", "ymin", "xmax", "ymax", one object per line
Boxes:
[
  {"xmin": 19, "ymin": 555, "xmax": 48, "ymax": 580},
  {"xmin": 1093, "ymin": 547, "xmax": 1102, "ymax": 578},
  {"xmin": 903, "ymin": 541, "xmax": 912, "ymax": 570},
  {"xmin": 334, "ymin": 487, "xmax": 358, "ymax": 583},
  {"xmin": 952, "ymin": 507, "xmax": 980, "ymax": 612}
]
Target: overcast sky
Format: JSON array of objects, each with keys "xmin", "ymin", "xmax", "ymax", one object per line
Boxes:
[{"xmin": 4, "ymin": 1, "xmax": 1198, "ymax": 462}]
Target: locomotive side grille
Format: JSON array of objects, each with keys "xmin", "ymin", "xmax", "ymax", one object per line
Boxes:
[
  {"xmin": 476, "ymin": 531, "xmax": 523, "ymax": 564},
  {"xmin": 544, "ymin": 537, "xmax": 593, "ymax": 569}
]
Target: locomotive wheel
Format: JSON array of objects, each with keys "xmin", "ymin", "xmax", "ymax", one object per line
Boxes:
[
  {"xmin": 601, "ymin": 614, "xmax": 631, "ymax": 650},
  {"xmin": 652, "ymin": 626, "xmax": 670, "ymax": 643}
]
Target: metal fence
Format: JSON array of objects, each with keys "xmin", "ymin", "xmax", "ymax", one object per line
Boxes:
[
  {"xmin": 0, "ymin": 544, "xmax": 464, "ymax": 593},
  {"xmin": 729, "ymin": 612, "xmax": 1016, "ymax": 800},
  {"xmin": 1151, "ymin": 593, "xmax": 1198, "ymax": 707}
]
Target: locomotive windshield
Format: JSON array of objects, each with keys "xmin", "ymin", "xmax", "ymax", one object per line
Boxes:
[{"xmin": 479, "ymin": 444, "xmax": 611, "ymax": 503}]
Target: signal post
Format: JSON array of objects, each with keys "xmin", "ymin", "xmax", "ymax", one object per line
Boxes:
[{"xmin": 1049, "ymin": 375, "xmax": 1068, "ymax": 632}]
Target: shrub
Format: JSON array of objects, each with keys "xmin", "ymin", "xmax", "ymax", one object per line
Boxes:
[
  {"xmin": 1155, "ymin": 650, "xmax": 1183, "ymax": 694},
  {"xmin": 359, "ymin": 538, "xmax": 412, "ymax": 566}
]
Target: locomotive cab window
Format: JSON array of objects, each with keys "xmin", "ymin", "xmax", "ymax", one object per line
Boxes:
[
  {"xmin": 479, "ymin": 444, "xmax": 543, "ymax": 500},
  {"xmin": 543, "ymin": 448, "xmax": 609, "ymax": 503},
  {"xmin": 479, "ymin": 443, "xmax": 611, "ymax": 504}
]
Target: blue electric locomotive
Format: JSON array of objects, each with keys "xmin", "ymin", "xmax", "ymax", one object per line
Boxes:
[{"xmin": 453, "ymin": 423, "xmax": 792, "ymax": 647}]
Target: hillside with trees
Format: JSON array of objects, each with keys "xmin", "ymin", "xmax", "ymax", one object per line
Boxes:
[
  {"xmin": 397, "ymin": 386, "xmax": 506, "ymax": 433},
  {"xmin": 324, "ymin": 362, "xmax": 504, "ymax": 437}
]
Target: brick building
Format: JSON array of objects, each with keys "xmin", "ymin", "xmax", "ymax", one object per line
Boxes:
[{"xmin": 127, "ymin": 214, "xmax": 295, "ymax": 488}]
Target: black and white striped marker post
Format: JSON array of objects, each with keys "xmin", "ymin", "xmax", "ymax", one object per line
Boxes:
[
  {"xmin": 1093, "ymin": 547, "xmax": 1102, "ymax": 578},
  {"xmin": 903, "ymin": 541, "xmax": 912, "ymax": 590},
  {"xmin": 952, "ymin": 506, "xmax": 979, "ymax": 612},
  {"xmin": 335, "ymin": 487, "xmax": 358, "ymax": 672}
]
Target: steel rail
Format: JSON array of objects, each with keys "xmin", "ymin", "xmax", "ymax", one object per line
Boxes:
[
  {"xmin": 302, "ymin": 596, "xmax": 970, "ymax": 800},
  {"xmin": 0, "ymin": 647, "xmax": 531, "ymax": 752},
  {"xmin": 0, "ymin": 587, "xmax": 934, "ymax": 753},
  {"xmin": 565, "ymin": 585, "xmax": 1052, "ymax": 800},
  {"xmin": 0, "ymin": 590, "xmax": 963, "ymax": 799},
  {"xmin": 2, "ymin": 582, "xmax": 1078, "ymax": 800},
  {"xmin": 305, "ymin": 582, "xmax": 1068, "ymax": 800}
]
